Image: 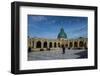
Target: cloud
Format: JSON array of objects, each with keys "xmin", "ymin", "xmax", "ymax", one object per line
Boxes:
[
  {"xmin": 67, "ymin": 25, "xmax": 87, "ymax": 33},
  {"xmin": 31, "ymin": 16, "xmax": 47, "ymax": 22},
  {"xmin": 66, "ymin": 25, "xmax": 87, "ymax": 38},
  {"xmin": 72, "ymin": 25, "xmax": 87, "ymax": 33}
]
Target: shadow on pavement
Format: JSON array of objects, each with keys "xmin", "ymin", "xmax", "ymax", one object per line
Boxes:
[{"xmin": 75, "ymin": 50, "xmax": 88, "ymax": 59}]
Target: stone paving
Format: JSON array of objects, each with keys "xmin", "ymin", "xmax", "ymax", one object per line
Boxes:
[{"xmin": 28, "ymin": 48, "xmax": 87, "ymax": 61}]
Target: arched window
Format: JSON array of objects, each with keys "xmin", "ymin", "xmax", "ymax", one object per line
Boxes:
[
  {"xmin": 69, "ymin": 42, "xmax": 73, "ymax": 47},
  {"xmin": 36, "ymin": 41, "xmax": 41, "ymax": 48},
  {"xmin": 49, "ymin": 42, "xmax": 52, "ymax": 48},
  {"xmin": 79, "ymin": 41, "xmax": 84, "ymax": 47},
  {"xmin": 74, "ymin": 42, "xmax": 78, "ymax": 48},
  {"xmin": 43, "ymin": 41, "xmax": 47, "ymax": 48},
  {"xmin": 54, "ymin": 42, "xmax": 56, "ymax": 48}
]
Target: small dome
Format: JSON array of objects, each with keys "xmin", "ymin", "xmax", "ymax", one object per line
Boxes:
[{"xmin": 57, "ymin": 28, "xmax": 67, "ymax": 39}]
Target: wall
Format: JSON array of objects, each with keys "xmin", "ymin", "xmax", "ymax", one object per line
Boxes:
[{"xmin": 0, "ymin": 0, "xmax": 99, "ymax": 76}]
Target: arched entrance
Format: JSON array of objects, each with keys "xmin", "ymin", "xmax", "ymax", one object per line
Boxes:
[
  {"xmin": 36, "ymin": 41, "xmax": 41, "ymax": 48},
  {"xmin": 74, "ymin": 41, "xmax": 78, "ymax": 48},
  {"xmin": 79, "ymin": 41, "xmax": 84, "ymax": 47},
  {"xmin": 58, "ymin": 43, "xmax": 60, "ymax": 47},
  {"xmin": 54, "ymin": 42, "xmax": 56, "ymax": 48},
  {"xmin": 69, "ymin": 42, "xmax": 73, "ymax": 48},
  {"xmin": 65, "ymin": 44, "xmax": 68, "ymax": 48},
  {"xmin": 84, "ymin": 42, "xmax": 87, "ymax": 48},
  {"xmin": 43, "ymin": 41, "xmax": 47, "ymax": 48},
  {"xmin": 49, "ymin": 42, "xmax": 52, "ymax": 48}
]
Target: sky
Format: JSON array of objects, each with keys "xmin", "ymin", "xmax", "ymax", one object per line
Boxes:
[{"xmin": 28, "ymin": 15, "xmax": 88, "ymax": 39}]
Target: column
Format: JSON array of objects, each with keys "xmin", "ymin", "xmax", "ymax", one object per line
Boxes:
[
  {"xmin": 78, "ymin": 41, "xmax": 80, "ymax": 48},
  {"xmin": 30, "ymin": 39, "xmax": 33, "ymax": 48},
  {"xmin": 52, "ymin": 42, "xmax": 54, "ymax": 48},
  {"xmin": 56, "ymin": 42, "xmax": 58, "ymax": 48},
  {"xmin": 47, "ymin": 41, "xmax": 49, "ymax": 48},
  {"xmin": 72, "ymin": 41, "xmax": 74, "ymax": 48},
  {"xmin": 34, "ymin": 41, "xmax": 36, "ymax": 48},
  {"xmin": 67, "ymin": 41, "xmax": 69, "ymax": 48},
  {"xmin": 41, "ymin": 41, "xmax": 43, "ymax": 48}
]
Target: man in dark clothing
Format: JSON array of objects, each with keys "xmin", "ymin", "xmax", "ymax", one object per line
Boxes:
[
  {"xmin": 28, "ymin": 47, "xmax": 31, "ymax": 52},
  {"xmin": 62, "ymin": 45, "xmax": 65, "ymax": 54}
]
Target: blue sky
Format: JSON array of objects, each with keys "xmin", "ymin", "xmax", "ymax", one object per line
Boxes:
[{"xmin": 28, "ymin": 15, "xmax": 88, "ymax": 39}]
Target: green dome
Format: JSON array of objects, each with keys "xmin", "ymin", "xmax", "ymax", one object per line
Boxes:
[{"xmin": 57, "ymin": 28, "xmax": 67, "ymax": 39}]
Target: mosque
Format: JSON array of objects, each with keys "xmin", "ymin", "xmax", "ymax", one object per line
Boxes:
[{"xmin": 28, "ymin": 28, "xmax": 87, "ymax": 52}]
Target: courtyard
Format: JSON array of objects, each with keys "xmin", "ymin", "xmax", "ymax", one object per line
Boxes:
[{"xmin": 28, "ymin": 49, "xmax": 88, "ymax": 61}]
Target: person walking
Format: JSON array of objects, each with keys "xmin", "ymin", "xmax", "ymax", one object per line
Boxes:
[
  {"xmin": 28, "ymin": 47, "xmax": 31, "ymax": 52},
  {"xmin": 62, "ymin": 45, "xmax": 65, "ymax": 54}
]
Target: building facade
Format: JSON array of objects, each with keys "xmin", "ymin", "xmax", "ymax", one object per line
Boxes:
[{"xmin": 28, "ymin": 28, "xmax": 88, "ymax": 52}]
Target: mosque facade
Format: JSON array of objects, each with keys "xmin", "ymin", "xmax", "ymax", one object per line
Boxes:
[{"xmin": 28, "ymin": 28, "xmax": 87, "ymax": 52}]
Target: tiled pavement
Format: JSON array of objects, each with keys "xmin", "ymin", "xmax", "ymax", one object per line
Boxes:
[{"xmin": 28, "ymin": 49, "xmax": 87, "ymax": 61}]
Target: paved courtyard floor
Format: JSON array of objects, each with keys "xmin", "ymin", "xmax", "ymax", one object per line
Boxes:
[{"xmin": 28, "ymin": 49, "xmax": 88, "ymax": 61}]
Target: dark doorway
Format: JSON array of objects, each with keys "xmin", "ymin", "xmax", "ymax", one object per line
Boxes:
[
  {"xmin": 65, "ymin": 44, "xmax": 68, "ymax": 48},
  {"xmin": 58, "ymin": 43, "xmax": 60, "ymax": 47},
  {"xmin": 54, "ymin": 42, "xmax": 56, "ymax": 48},
  {"xmin": 49, "ymin": 42, "xmax": 52, "ymax": 48},
  {"xmin": 79, "ymin": 41, "xmax": 84, "ymax": 47},
  {"xmin": 74, "ymin": 42, "xmax": 78, "ymax": 48},
  {"xmin": 69, "ymin": 42, "xmax": 73, "ymax": 48},
  {"xmin": 43, "ymin": 41, "xmax": 47, "ymax": 48},
  {"xmin": 36, "ymin": 41, "xmax": 41, "ymax": 48}
]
